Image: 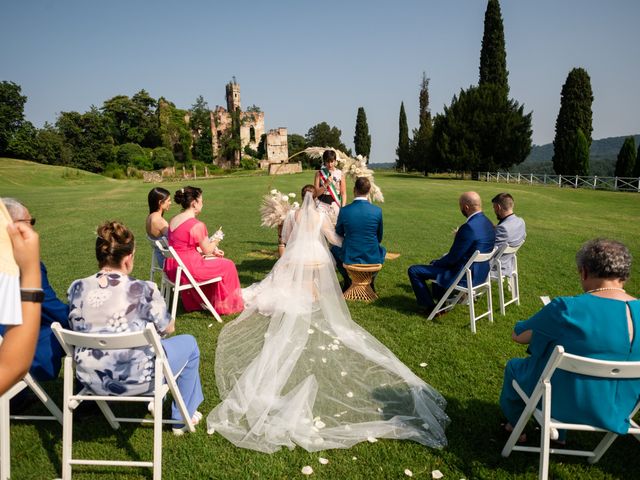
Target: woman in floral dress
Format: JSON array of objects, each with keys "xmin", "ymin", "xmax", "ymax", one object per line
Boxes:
[{"xmin": 68, "ymin": 221, "xmax": 203, "ymax": 434}]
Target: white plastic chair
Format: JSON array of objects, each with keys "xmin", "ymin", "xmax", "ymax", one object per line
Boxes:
[
  {"xmin": 491, "ymin": 242, "xmax": 523, "ymax": 315},
  {"xmin": 427, "ymin": 247, "xmax": 498, "ymax": 334},
  {"xmin": 155, "ymin": 240, "xmax": 223, "ymax": 323},
  {"xmin": 0, "ymin": 350, "xmax": 63, "ymax": 480},
  {"xmin": 147, "ymin": 235, "xmax": 165, "ymax": 283},
  {"xmin": 501, "ymin": 345, "xmax": 640, "ymax": 480},
  {"xmin": 51, "ymin": 322, "xmax": 194, "ymax": 480}
]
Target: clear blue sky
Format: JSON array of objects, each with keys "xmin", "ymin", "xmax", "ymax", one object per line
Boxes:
[{"xmin": 2, "ymin": 0, "xmax": 639, "ymax": 163}]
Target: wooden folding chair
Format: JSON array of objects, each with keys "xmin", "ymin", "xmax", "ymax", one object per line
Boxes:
[
  {"xmin": 155, "ymin": 240, "xmax": 223, "ymax": 323},
  {"xmin": 0, "ymin": 335, "xmax": 63, "ymax": 480},
  {"xmin": 501, "ymin": 345, "xmax": 640, "ymax": 480},
  {"xmin": 491, "ymin": 242, "xmax": 523, "ymax": 315},
  {"xmin": 427, "ymin": 247, "xmax": 498, "ymax": 334},
  {"xmin": 51, "ymin": 322, "xmax": 195, "ymax": 480}
]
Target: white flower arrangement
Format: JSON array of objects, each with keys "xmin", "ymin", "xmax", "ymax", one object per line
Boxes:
[
  {"xmin": 301, "ymin": 148, "xmax": 384, "ymax": 202},
  {"xmin": 259, "ymin": 189, "xmax": 299, "ymax": 228},
  {"xmin": 209, "ymin": 226, "xmax": 224, "ymax": 247}
]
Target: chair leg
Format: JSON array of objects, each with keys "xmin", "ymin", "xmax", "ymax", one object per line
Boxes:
[
  {"xmin": 0, "ymin": 395, "xmax": 11, "ymax": 480},
  {"xmin": 171, "ymin": 284, "xmax": 180, "ymax": 321},
  {"xmin": 62, "ymin": 358, "xmax": 74, "ymax": 480},
  {"xmin": 514, "ymin": 272, "xmax": 520, "ymax": 306},
  {"xmin": 24, "ymin": 376, "xmax": 63, "ymax": 423},
  {"xmin": 539, "ymin": 384, "xmax": 552, "ymax": 480},
  {"xmin": 498, "ymin": 274, "xmax": 506, "ymax": 315},
  {"xmin": 468, "ymin": 290, "xmax": 477, "ymax": 334},
  {"xmin": 152, "ymin": 390, "xmax": 162, "ymax": 480},
  {"xmin": 487, "ymin": 284, "xmax": 494, "ymax": 324},
  {"xmin": 589, "ymin": 432, "xmax": 618, "ymax": 464}
]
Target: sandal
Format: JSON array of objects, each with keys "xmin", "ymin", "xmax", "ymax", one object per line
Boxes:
[{"xmin": 501, "ymin": 422, "xmax": 527, "ymax": 444}]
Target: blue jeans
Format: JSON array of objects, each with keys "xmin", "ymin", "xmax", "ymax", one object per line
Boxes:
[{"xmin": 407, "ymin": 264, "xmax": 446, "ymax": 309}]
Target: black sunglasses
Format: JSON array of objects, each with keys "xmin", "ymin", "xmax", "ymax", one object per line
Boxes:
[{"xmin": 17, "ymin": 218, "xmax": 36, "ymax": 226}]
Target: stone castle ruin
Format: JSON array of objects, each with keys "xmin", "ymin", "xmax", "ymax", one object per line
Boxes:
[{"xmin": 210, "ymin": 79, "xmax": 299, "ymax": 174}]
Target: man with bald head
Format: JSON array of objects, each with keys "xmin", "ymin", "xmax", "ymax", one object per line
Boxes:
[{"xmin": 408, "ymin": 191, "xmax": 495, "ymax": 313}]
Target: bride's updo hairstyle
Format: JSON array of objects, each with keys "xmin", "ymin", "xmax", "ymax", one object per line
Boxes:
[
  {"xmin": 301, "ymin": 184, "xmax": 316, "ymax": 199},
  {"xmin": 96, "ymin": 221, "xmax": 135, "ymax": 268},
  {"xmin": 174, "ymin": 186, "xmax": 202, "ymax": 210}
]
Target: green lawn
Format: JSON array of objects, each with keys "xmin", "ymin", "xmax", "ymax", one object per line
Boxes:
[{"xmin": 2, "ymin": 158, "xmax": 640, "ymax": 479}]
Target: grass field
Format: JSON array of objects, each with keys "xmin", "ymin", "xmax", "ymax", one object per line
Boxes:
[{"xmin": 2, "ymin": 157, "xmax": 640, "ymax": 479}]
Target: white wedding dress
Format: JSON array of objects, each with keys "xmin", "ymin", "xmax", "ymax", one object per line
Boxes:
[{"xmin": 206, "ymin": 193, "xmax": 449, "ymax": 453}]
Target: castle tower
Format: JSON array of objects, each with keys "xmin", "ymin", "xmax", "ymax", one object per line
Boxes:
[{"xmin": 225, "ymin": 78, "xmax": 241, "ymax": 112}]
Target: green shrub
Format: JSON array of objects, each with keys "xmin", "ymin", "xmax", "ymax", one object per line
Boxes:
[
  {"xmin": 240, "ymin": 156, "xmax": 259, "ymax": 170},
  {"xmin": 102, "ymin": 162, "xmax": 126, "ymax": 179},
  {"xmin": 151, "ymin": 146, "xmax": 175, "ymax": 169},
  {"xmin": 117, "ymin": 143, "xmax": 153, "ymax": 170}
]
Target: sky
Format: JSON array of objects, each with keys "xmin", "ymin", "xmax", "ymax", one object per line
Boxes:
[{"xmin": 2, "ymin": 0, "xmax": 639, "ymax": 164}]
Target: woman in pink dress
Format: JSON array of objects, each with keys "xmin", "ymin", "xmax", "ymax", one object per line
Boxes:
[{"xmin": 164, "ymin": 186, "xmax": 243, "ymax": 316}]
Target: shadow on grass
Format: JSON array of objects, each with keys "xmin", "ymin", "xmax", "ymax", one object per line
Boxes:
[{"xmin": 236, "ymin": 258, "xmax": 275, "ymax": 285}]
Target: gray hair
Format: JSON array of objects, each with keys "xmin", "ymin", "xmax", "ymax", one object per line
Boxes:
[
  {"xmin": 575, "ymin": 238, "xmax": 632, "ymax": 281},
  {"xmin": 0, "ymin": 197, "xmax": 27, "ymax": 221}
]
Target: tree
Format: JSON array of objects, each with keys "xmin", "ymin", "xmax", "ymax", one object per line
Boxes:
[
  {"xmin": 102, "ymin": 90, "xmax": 159, "ymax": 147},
  {"xmin": 190, "ymin": 95, "xmax": 213, "ymax": 163},
  {"xmin": 157, "ymin": 98, "xmax": 192, "ymax": 163},
  {"xmin": 305, "ymin": 122, "xmax": 349, "ymax": 154},
  {"xmin": 35, "ymin": 122, "xmax": 68, "ymax": 165},
  {"xmin": 6, "ymin": 121, "xmax": 37, "ymax": 160},
  {"xmin": 56, "ymin": 107, "xmax": 114, "ymax": 172},
  {"xmin": 571, "ymin": 129, "xmax": 590, "ymax": 177},
  {"xmin": 479, "ymin": 0, "xmax": 508, "ymax": 96},
  {"xmin": 431, "ymin": 84, "xmax": 532, "ymax": 173},
  {"xmin": 615, "ymin": 136, "xmax": 636, "ymax": 177},
  {"xmin": 634, "ymin": 144, "xmax": 640, "ymax": 178},
  {"xmin": 353, "ymin": 107, "xmax": 371, "ymax": 160},
  {"xmin": 116, "ymin": 143, "xmax": 152, "ymax": 170},
  {"xmin": 0, "ymin": 81, "xmax": 27, "ymax": 155},
  {"xmin": 396, "ymin": 102, "xmax": 410, "ymax": 171},
  {"xmin": 411, "ymin": 73, "xmax": 433, "ymax": 174},
  {"xmin": 552, "ymin": 68, "xmax": 594, "ymax": 175}
]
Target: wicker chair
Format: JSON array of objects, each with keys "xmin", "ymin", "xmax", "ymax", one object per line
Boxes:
[{"xmin": 343, "ymin": 264, "xmax": 382, "ymax": 302}]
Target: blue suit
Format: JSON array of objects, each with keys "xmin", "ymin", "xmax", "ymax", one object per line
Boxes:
[
  {"xmin": 408, "ymin": 212, "xmax": 495, "ymax": 309},
  {"xmin": 331, "ymin": 198, "xmax": 386, "ymax": 289},
  {"xmin": 0, "ymin": 262, "xmax": 70, "ymax": 381}
]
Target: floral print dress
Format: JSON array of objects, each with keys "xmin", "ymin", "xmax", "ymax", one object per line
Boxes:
[{"xmin": 67, "ymin": 272, "xmax": 171, "ymax": 396}]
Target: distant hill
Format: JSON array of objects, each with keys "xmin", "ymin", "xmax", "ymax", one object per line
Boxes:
[{"xmin": 514, "ymin": 134, "xmax": 640, "ymax": 176}]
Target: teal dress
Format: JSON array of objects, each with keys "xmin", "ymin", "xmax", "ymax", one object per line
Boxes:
[{"xmin": 500, "ymin": 294, "xmax": 640, "ymax": 435}]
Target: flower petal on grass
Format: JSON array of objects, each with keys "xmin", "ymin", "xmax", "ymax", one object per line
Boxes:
[
  {"xmin": 419, "ymin": 362, "xmax": 428, "ymax": 367},
  {"xmin": 301, "ymin": 465, "xmax": 313, "ymax": 475},
  {"xmin": 404, "ymin": 469, "xmax": 413, "ymax": 477},
  {"xmin": 367, "ymin": 436, "xmax": 378, "ymax": 443},
  {"xmin": 318, "ymin": 457, "xmax": 329, "ymax": 465},
  {"xmin": 432, "ymin": 470, "xmax": 444, "ymax": 479}
]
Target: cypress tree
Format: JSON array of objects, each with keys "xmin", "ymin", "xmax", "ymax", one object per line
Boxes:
[
  {"xmin": 634, "ymin": 144, "xmax": 640, "ymax": 178},
  {"xmin": 572, "ymin": 129, "xmax": 590, "ymax": 176},
  {"xmin": 479, "ymin": 0, "xmax": 508, "ymax": 96},
  {"xmin": 353, "ymin": 107, "xmax": 371, "ymax": 161},
  {"xmin": 552, "ymin": 67, "xmax": 594, "ymax": 175},
  {"xmin": 615, "ymin": 136, "xmax": 636, "ymax": 177},
  {"xmin": 396, "ymin": 102, "xmax": 410, "ymax": 171},
  {"xmin": 411, "ymin": 72, "xmax": 433, "ymax": 174}
]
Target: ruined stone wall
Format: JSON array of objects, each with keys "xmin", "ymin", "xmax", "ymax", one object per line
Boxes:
[
  {"xmin": 240, "ymin": 111, "xmax": 265, "ymax": 151},
  {"xmin": 265, "ymin": 127, "xmax": 289, "ymax": 162}
]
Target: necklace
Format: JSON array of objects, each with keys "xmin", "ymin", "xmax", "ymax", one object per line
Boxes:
[{"xmin": 586, "ymin": 287, "xmax": 626, "ymax": 294}]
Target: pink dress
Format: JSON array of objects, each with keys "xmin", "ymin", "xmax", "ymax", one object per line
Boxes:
[{"xmin": 165, "ymin": 218, "xmax": 244, "ymax": 315}]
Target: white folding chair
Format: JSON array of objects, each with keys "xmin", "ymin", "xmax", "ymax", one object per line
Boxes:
[
  {"xmin": 147, "ymin": 235, "xmax": 165, "ymax": 283},
  {"xmin": 51, "ymin": 322, "xmax": 194, "ymax": 480},
  {"xmin": 427, "ymin": 247, "xmax": 498, "ymax": 334},
  {"xmin": 0, "ymin": 336, "xmax": 63, "ymax": 480},
  {"xmin": 501, "ymin": 345, "xmax": 640, "ymax": 480},
  {"xmin": 155, "ymin": 240, "xmax": 223, "ymax": 323},
  {"xmin": 491, "ymin": 242, "xmax": 523, "ymax": 315}
]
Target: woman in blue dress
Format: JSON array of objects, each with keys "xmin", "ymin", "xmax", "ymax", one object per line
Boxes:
[
  {"xmin": 500, "ymin": 238, "xmax": 639, "ymax": 442},
  {"xmin": 68, "ymin": 221, "xmax": 203, "ymax": 435}
]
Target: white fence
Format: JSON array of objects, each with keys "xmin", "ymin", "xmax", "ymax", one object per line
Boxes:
[{"xmin": 479, "ymin": 172, "xmax": 640, "ymax": 192}]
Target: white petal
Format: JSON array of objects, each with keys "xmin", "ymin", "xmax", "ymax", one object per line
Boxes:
[
  {"xmin": 308, "ymin": 329, "xmax": 315, "ymax": 334},
  {"xmin": 405, "ymin": 469, "xmax": 413, "ymax": 477},
  {"xmin": 301, "ymin": 466, "xmax": 313, "ymax": 475},
  {"xmin": 315, "ymin": 420, "xmax": 326, "ymax": 429},
  {"xmin": 420, "ymin": 362, "xmax": 428, "ymax": 367},
  {"xmin": 340, "ymin": 371, "xmax": 348, "ymax": 377},
  {"xmin": 432, "ymin": 470, "xmax": 444, "ymax": 479},
  {"xmin": 321, "ymin": 358, "xmax": 327, "ymax": 363},
  {"xmin": 352, "ymin": 456, "xmax": 357, "ymax": 460},
  {"xmin": 367, "ymin": 436, "xmax": 378, "ymax": 443},
  {"xmin": 208, "ymin": 323, "xmax": 213, "ymax": 328},
  {"xmin": 318, "ymin": 457, "xmax": 329, "ymax": 465},
  {"xmin": 346, "ymin": 391, "xmax": 354, "ymax": 398}
]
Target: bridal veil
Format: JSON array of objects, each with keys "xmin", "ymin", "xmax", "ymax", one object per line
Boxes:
[{"xmin": 207, "ymin": 193, "xmax": 449, "ymax": 453}]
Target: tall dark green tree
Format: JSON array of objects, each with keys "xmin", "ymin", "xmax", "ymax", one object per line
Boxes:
[
  {"xmin": 396, "ymin": 102, "xmax": 410, "ymax": 171},
  {"xmin": 0, "ymin": 81, "xmax": 27, "ymax": 155},
  {"xmin": 102, "ymin": 90, "xmax": 159, "ymax": 147},
  {"xmin": 56, "ymin": 107, "xmax": 114, "ymax": 172},
  {"xmin": 614, "ymin": 136, "xmax": 636, "ymax": 177},
  {"xmin": 431, "ymin": 84, "xmax": 532, "ymax": 173},
  {"xmin": 479, "ymin": 0, "xmax": 508, "ymax": 96},
  {"xmin": 305, "ymin": 122, "xmax": 349, "ymax": 154},
  {"xmin": 411, "ymin": 72, "xmax": 433, "ymax": 174},
  {"xmin": 634, "ymin": 144, "xmax": 640, "ymax": 178},
  {"xmin": 571, "ymin": 129, "xmax": 590, "ymax": 177},
  {"xmin": 190, "ymin": 95, "xmax": 213, "ymax": 163},
  {"xmin": 6, "ymin": 121, "xmax": 37, "ymax": 160},
  {"xmin": 353, "ymin": 107, "xmax": 371, "ymax": 161},
  {"xmin": 552, "ymin": 67, "xmax": 594, "ymax": 175}
]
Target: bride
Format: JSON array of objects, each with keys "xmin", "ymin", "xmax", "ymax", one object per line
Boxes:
[{"xmin": 206, "ymin": 192, "xmax": 449, "ymax": 453}]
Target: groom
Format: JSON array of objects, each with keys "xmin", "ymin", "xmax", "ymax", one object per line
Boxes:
[{"xmin": 331, "ymin": 177, "xmax": 386, "ymax": 292}]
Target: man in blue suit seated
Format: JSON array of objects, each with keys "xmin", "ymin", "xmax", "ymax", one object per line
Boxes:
[
  {"xmin": 331, "ymin": 177, "xmax": 386, "ymax": 292},
  {"xmin": 408, "ymin": 191, "xmax": 495, "ymax": 314},
  {"xmin": 0, "ymin": 198, "xmax": 70, "ymax": 382}
]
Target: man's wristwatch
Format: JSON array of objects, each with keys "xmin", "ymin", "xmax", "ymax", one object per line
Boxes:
[{"xmin": 20, "ymin": 288, "xmax": 45, "ymax": 303}]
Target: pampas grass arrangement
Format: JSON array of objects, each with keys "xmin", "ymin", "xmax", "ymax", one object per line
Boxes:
[{"xmin": 259, "ymin": 190, "xmax": 299, "ymax": 228}]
